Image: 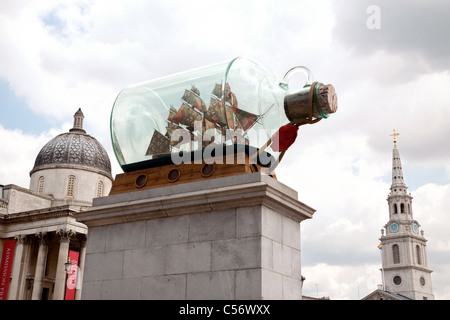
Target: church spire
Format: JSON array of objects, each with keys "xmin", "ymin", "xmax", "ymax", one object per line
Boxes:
[
  {"xmin": 389, "ymin": 130, "xmax": 407, "ymax": 193},
  {"xmin": 69, "ymin": 108, "xmax": 86, "ymax": 133},
  {"xmin": 377, "ymin": 131, "xmax": 435, "ymax": 300}
]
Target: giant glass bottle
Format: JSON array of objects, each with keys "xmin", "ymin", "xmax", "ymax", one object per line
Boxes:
[{"xmin": 110, "ymin": 57, "xmax": 337, "ymax": 172}]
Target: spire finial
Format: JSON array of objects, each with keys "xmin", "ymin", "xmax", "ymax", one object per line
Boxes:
[{"xmin": 390, "ymin": 129, "xmax": 399, "ymax": 148}]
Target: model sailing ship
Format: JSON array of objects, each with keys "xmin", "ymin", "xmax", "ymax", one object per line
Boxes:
[{"xmin": 145, "ymin": 83, "xmax": 260, "ymax": 159}]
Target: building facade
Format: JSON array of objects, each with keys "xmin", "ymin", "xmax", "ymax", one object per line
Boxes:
[{"xmin": 0, "ymin": 109, "xmax": 113, "ymax": 300}]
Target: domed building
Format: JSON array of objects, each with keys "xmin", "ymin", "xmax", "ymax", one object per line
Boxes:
[
  {"xmin": 29, "ymin": 109, "xmax": 113, "ymax": 206},
  {"xmin": 0, "ymin": 109, "xmax": 113, "ymax": 300}
]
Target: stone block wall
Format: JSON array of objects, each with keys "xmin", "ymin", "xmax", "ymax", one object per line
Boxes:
[{"xmin": 78, "ymin": 173, "xmax": 315, "ymax": 300}]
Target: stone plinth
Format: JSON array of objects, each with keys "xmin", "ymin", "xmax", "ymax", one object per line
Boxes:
[{"xmin": 77, "ymin": 172, "xmax": 315, "ymax": 300}]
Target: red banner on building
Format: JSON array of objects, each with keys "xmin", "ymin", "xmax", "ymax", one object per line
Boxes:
[
  {"xmin": 0, "ymin": 240, "xmax": 16, "ymax": 300},
  {"xmin": 65, "ymin": 250, "xmax": 79, "ymax": 300}
]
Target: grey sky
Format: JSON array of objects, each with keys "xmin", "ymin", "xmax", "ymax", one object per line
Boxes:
[{"xmin": 333, "ymin": 1, "xmax": 450, "ymax": 74}]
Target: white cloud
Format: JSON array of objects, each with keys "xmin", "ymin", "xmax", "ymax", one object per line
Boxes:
[
  {"xmin": 278, "ymin": 134, "xmax": 389, "ymax": 267},
  {"xmin": 0, "ymin": 0, "xmax": 339, "ymax": 121},
  {"xmin": 302, "ymin": 263, "xmax": 381, "ymax": 300},
  {"xmin": 0, "ymin": 125, "xmax": 54, "ymax": 188}
]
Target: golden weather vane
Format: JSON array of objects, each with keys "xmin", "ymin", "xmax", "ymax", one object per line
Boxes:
[{"xmin": 390, "ymin": 129, "xmax": 400, "ymax": 148}]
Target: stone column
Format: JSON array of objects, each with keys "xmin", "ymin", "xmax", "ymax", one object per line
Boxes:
[
  {"xmin": 75, "ymin": 235, "xmax": 87, "ymax": 300},
  {"xmin": 8, "ymin": 235, "xmax": 26, "ymax": 300},
  {"xmin": 53, "ymin": 229, "xmax": 74, "ymax": 300},
  {"xmin": 31, "ymin": 232, "xmax": 48, "ymax": 300}
]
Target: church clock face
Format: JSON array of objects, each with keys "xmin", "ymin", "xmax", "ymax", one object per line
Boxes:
[
  {"xmin": 412, "ymin": 223, "xmax": 419, "ymax": 233},
  {"xmin": 389, "ymin": 222, "xmax": 399, "ymax": 233}
]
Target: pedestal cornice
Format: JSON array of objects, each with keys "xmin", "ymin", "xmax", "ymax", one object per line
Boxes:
[{"xmin": 77, "ymin": 173, "xmax": 315, "ymax": 227}]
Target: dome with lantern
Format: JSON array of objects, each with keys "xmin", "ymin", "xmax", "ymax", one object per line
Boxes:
[{"xmin": 29, "ymin": 109, "xmax": 113, "ymax": 206}]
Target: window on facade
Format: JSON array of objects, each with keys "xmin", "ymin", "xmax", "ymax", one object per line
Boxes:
[
  {"xmin": 96, "ymin": 181, "xmax": 104, "ymax": 197},
  {"xmin": 400, "ymin": 203, "xmax": 405, "ymax": 213},
  {"xmin": 38, "ymin": 176, "xmax": 45, "ymax": 194},
  {"xmin": 393, "ymin": 204, "xmax": 398, "ymax": 214},
  {"xmin": 393, "ymin": 275, "xmax": 402, "ymax": 285},
  {"xmin": 420, "ymin": 277, "xmax": 425, "ymax": 286},
  {"xmin": 66, "ymin": 175, "xmax": 75, "ymax": 197},
  {"xmin": 393, "ymin": 244, "xmax": 400, "ymax": 264},
  {"xmin": 416, "ymin": 245, "xmax": 422, "ymax": 265}
]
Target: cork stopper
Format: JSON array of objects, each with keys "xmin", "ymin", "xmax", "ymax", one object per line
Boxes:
[
  {"xmin": 284, "ymin": 83, "xmax": 338, "ymax": 122},
  {"xmin": 318, "ymin": 84, "xmax": 338, "ymax": 115}
]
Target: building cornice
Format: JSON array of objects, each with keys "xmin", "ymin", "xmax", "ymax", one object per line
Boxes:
[
  {"xmin": 380, "ymin": 233, "xmax": 427, "ymax": 243},
  {"xmin": 382, "ymin": 265, "xmax": 433, "ymax": 273},
  {"xmin": 0, "ymin": 205, "xmax": 85, "ymax": 224},
  {"xmin": 30, "ymin": 163, "xmax": 113, "ymax": 181}
]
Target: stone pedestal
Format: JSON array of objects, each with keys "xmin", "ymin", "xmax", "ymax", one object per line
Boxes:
[{"xmin": 77, "ymin": 172, "xmax": 315, "ymax": 300}]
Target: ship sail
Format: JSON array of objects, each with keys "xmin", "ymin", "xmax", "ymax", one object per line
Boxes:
[
  {"xmin": 225, "ymin": 88, "xmax": 258, "ymax": 131},
  {"xmin": 205, "ymin": 97, "xmax": 227, "ymax": 127},
  {"xmin": 182, "ymin": 86, "xmax": 207, "ymax": 113},
  {"xmin": 174, "ymin": 103, "xmax": 203, "ymax": 130},
  {"xmin": 145, "ymin": 129, "xmax": 170, "ymax": 156},
  {"xmin": 232, "ymin": 106, "xmax": 258, "ymax": 131},
  {"xmin": 167, "ymin": 105, "xmax": 178, "ymax": 123}
]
